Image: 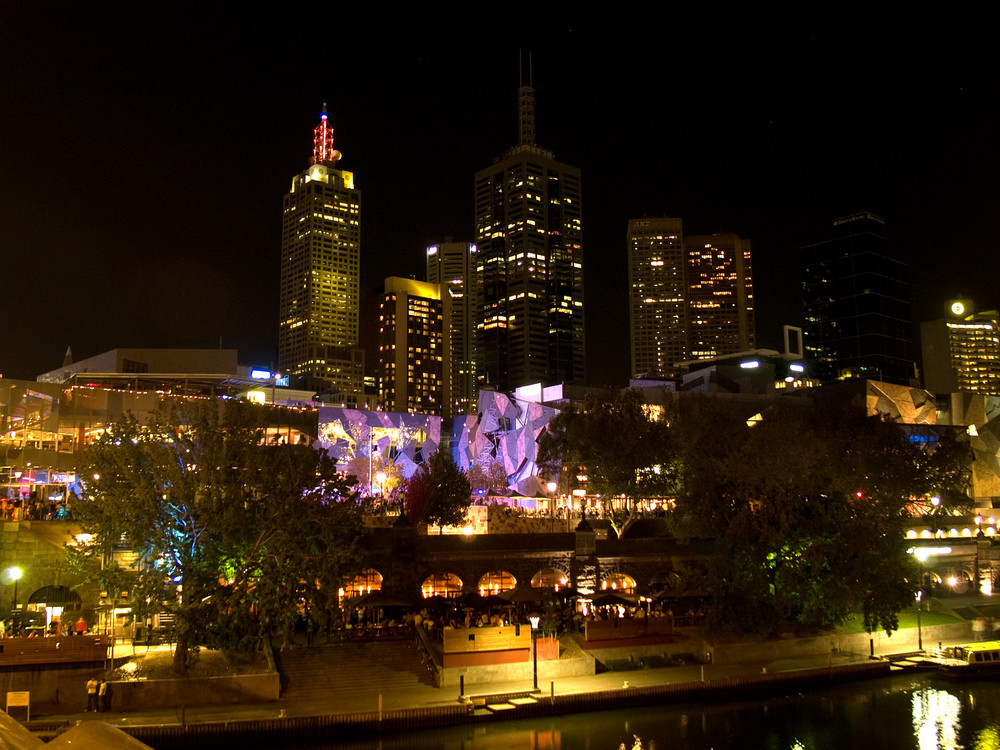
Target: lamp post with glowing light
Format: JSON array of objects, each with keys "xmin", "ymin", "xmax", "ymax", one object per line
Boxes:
[
  {"xmin": 916, "ymin": 590, "xmax": 923, "ymax": 651},
  {"xmin": 546, "ymin": 481, "xmax": 557, "ymax": 532},
  {"xmin": 911, "ymin": 545, "xmax": 952, "ymax": 650},
  {"xmin": 7, "ymin": 566, "xmax": 22, "ymax": 616},
  {"xmin": 529, "ymin": 615, "xmax": 540, "ymax": 690}
]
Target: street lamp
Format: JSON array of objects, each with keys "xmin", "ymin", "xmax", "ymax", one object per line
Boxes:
[
  {"xmin": 546, "ymin": 482, "xmax": 557, "ymax": 532},
  {"xmin": 529, "ymin": 615, "xmax": 540, "ymax": 690},
  {"xmin": 915, "ymin": 590, "xmax": 923, "ymax": 651},
  {"xmin": 7, "ymin": 566, "xmax": 22, "ymax": 614}
]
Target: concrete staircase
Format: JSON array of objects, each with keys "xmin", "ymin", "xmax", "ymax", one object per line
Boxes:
[
  {"xmin": 272, "ymin": 639, "xmax": 435, "ymax": 702},
  {"xmin": 466, "ymin": 691, "xmax": 540, "ymax": 716}
]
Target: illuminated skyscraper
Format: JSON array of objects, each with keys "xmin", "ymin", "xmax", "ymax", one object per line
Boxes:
[
  {"xmin": 628, "ymin": 220, "xmax": 754, "ymax": 378},
  {"xmin": 474, "ymin": 70, "xmax": 584, "ymax": 391},
  {"xmin": 922, "ymin": 302, "xmax": 1000, "ymax": 395},
  {"xmin": 686, "ymin": 232, "xmax": 755, "ymax": 361},
  {"xmin": 800, "ymin": 212, "xmax": 915, "ymax": 385},
  {"xmin": 378, "ymin": 277, "xmax": 450, "ymax": 416},
  {"xmin": 278, "ymin": 106, "xmax": 364, "ymax": 403},
  {"xmin": 628, "ymin": 218, "xmax": 687, "ymax": 378},
  {"xmin": 426, "ymin": 240, "xmax": 476, "ymax": 415}
]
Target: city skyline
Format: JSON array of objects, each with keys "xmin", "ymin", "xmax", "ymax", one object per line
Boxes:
[{"xmin": 4, "ymin": 11, "xmax": 1000, "ymax": 388}]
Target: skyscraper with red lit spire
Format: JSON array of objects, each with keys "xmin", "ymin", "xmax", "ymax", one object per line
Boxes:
[{"xmin": 278, "ymin": 106, "xmax": 364, "ymax": 403}]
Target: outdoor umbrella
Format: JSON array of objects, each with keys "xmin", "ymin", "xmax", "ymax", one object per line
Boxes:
[
  {"xmin": 501, "ymin": 587, "xmax": 543, "ymax": 604},
  {"xmin": 590, "ymin": 591, "xmax": 636, "ymax": 607}
]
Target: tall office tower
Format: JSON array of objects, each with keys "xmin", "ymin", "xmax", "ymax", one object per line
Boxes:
[
  {"xmin": 800, "ymin": 212, "xmax": 915, "ymax": 385},
  {"xmin": 628, "ymin": 218, "xmax": 687, "ymax": 378},
  {"xmin": 474, "ymin": 68, "xmax": 584, "ymax": 391},
  {"xmin": 627, "ymin": 221, "xmax": 756, "ymax": 379},
  {"xmin": 426, "ymin": 240, "xmax": 477, "ymax": 415},
  {"xmin": 378, "ymin": 277, "xmax": 450, "ymax": 416},
  {"xmin": 278, "ymin": 106, "xmax": 364, "ymax": 404},
  {"xmin": 686, "ymin": 233, "xmax": 755, "ymax": 360},
  {"xmin": 922, "ymin": 302, "xmax": 1000, "ymax": 395}
]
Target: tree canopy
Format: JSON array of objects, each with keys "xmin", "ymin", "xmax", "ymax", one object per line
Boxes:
[
  {"xmin": 71, "ymin": 400, "xmax": 365, "ymax": 672},
  {"xmin": 403, "ymin": 449, "xmax": 472, "ymax": 531},
  {"xmin": 539, "ymin": 390, "xmax": 972, "ymax": 636},
  {"xmin": 538, "ymin": 388, "xmax": 675, "ymax": 535},
  {"xmin": 679, "ymin": 399, "xmax": 973, "ymax": 634}
]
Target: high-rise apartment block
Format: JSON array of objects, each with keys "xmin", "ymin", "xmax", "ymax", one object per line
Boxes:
[
  {"xmin": 378, "ymin": 277, "xmax": 450, "ymax": 416},
  {"xmin": 685, "ymin": 232, "xmax": 755, "ymax": 362},
  {"xmin": 922, "ymin": 302, "xmax": 1000, "ymax": 395},
  {"xmin": 800, "ymin": 212, "xmax": 915, "ymax": 385},
  {"xmin": 628, "ymin": 218, "xmax": 686, "ymax": 378},
  {"xmin": 278, "ymin": 107, "xmax": 364, "ymax": 403},
  {"xmin": 628, "ymin": 219, "xmax": 755, "ymax": 379},
  {"xmin": 426, "ymin": 240, "xmax": 477, "ymax": 415},
  {"xmin": 474, "ymin": 75, "xmax": 584, "ymax": 391}
]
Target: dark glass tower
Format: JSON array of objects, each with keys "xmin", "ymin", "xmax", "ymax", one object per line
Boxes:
[
  {"xmin": 474, "ymin": 71, "xmax": 584, "ymax": 391},
  {"xmin": 800, "ymin": 212, "xmax": 915, "ymax": 385}
]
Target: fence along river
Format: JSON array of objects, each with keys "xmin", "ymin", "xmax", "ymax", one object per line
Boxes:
[{"xmin": 171, "ymin": 671, "xmax": 1000, "ymax": 750}]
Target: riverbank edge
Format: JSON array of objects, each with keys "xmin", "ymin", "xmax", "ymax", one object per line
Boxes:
[{"xmin": 118, "ymin": 660, "xmax": 890, "ymax": 748}]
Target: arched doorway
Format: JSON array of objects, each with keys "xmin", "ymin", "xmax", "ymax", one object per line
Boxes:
[
  {"xmin": 26, "ymin": 585, "xmax": 82, "ymax": 634},
  {"xmin": 342, "ymin": 568, "xmax": 383, "ymax": 599},
  {"xmin": 478, "ymin": 570, "xmax": 516, "ymax": 595},
  {"xmin": 421, "ymin": 573, "xmax": 462, "ymax": 598},
  {"xmin": 531, "ymin": 567, "xmax": 569, "ymax": 590}
]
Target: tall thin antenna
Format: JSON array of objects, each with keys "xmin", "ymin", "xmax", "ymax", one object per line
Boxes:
[
  {"xmin": 310, "ymin": 103, "xmax": 342, "ymax": 165},
  {"xmin": 517, "ymin": 51, "xmax": 536, "ymax": 147}
]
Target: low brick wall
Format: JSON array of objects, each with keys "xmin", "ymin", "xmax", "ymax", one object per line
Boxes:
[
  {"xmin": 585, "ymin": 618, "xmax": 673, "ymax": 643},
  {"xmin": 111, "ymin": 672, "xmax": 280, "ymax": 712},
  {"xmin": 0, "ymin": 635, "xmax": 108, "ymax": 667}
]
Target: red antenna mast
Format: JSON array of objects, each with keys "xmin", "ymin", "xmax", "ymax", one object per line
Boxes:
[{"xmin": 311, "ymin": 103, "xmax": 342, "ymax": 165}]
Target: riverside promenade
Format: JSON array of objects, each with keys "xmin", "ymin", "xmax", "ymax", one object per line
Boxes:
[
  {"xmin": 17, "ymin": 629, "xmax": 961, "ymax": 749},
  {"xmin": 13, "ymin": 590, "xmax": 987, "ymax": 749}
]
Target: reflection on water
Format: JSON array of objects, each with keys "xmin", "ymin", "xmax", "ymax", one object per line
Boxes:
[
  {"xmin": 211, "ymin": 676, "xmax": 1000, "ymax": 750},
  {"xmin": 913, "ymin": 687, "xmax": 962, "ymax": 750},
  {"xmin": 973, "ymin": 725, "xmax": 1000, "ymax": 750}
]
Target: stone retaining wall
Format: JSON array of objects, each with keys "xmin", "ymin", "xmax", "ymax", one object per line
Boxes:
[
  {"xmin": 110, "ymin": 672, "xmax": 280, "ymax": 711},
  {"xmin": 440, "ymin": 654, "xmax": 596, "ymax": 689},
  {"xmin": 707, "ymin": 622, "xmax": 973, "ymax": 665}
]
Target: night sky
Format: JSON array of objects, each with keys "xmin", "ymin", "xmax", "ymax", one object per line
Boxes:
[{"xmin": 4, "ymin": 8, "xmax": 999, "ymax": 387}]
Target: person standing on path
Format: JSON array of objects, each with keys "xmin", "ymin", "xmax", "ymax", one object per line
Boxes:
[
  {"xmin": 98, "ymin": 679, "xmax": 111, "ymax": 712},
  {"xmin": 85, "ymin": 677, "xmax": 99, "ymax": 711}
]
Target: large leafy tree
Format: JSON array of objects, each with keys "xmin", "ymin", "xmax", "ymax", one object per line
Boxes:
[
  {"xmin": 538, "ymin": 388, "xmax": 675, "ymax": 536},
  {"xmin": 71, "ymin": 400, "xmax": 365, "ymax": 673},
  {"xmin": 684, "ymin": 399, "xmax": 970, "ymax": 635},
  {"xmin": 404, "ymin": 449, "xmax": 471, "ymax": 532}
]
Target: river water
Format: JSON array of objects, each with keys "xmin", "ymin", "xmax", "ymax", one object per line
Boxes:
[{"xmin": 294, "ymin": 673, "xmax": 1000, "ymax": 750}]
